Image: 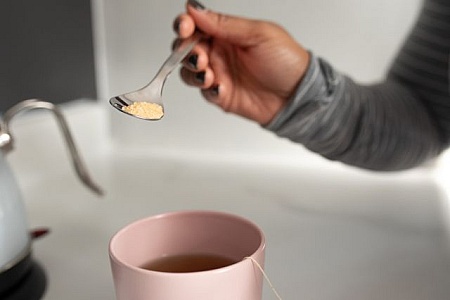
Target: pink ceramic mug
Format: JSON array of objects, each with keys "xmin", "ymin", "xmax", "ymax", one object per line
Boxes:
[{"xmin": 109, "ymin": 210, "xmax": 266, "ymax": 300}]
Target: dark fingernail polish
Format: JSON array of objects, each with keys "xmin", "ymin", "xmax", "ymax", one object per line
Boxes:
[
  {"xmin": 188, "ymin": 0, "xmax": 206, "ymax": 10},
  {"xmin": 195, "ymin": 71, "xmax": 206, "ymax": 83},
  {"xmin": 173, "ymin": 18, "xmax": 181, "ymax": 33},
  {"xmin": 210, "ymin": 84, "xmax": 220, "ymax": 96},
  {"xmin": 188, "ymin": 54, "xmax": 198, "ymax": 69}
]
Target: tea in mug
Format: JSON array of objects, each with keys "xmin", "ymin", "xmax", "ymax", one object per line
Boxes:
[{"xmin": 141, "ymin": 253, "xmax": 237, "ymax": 273}]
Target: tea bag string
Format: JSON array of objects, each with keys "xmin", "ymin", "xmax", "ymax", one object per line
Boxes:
[{"xmin": 244, "ymin": 257, "xmax": 283, "ymax": 300}]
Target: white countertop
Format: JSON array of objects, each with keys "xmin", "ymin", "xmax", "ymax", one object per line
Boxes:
[{"xmin": 6, "ymin": 101, "xmax": 450, "ymax": 299}]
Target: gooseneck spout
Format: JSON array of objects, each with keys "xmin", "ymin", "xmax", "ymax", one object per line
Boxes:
[{"xmin": 0, "ymin": 99, "xmax": 103, "ymax": 196}]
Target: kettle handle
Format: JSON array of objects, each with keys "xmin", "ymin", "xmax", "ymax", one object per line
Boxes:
[{"xmin": 0, "ymin": 99, "xmax": 103, "ymax": 196}]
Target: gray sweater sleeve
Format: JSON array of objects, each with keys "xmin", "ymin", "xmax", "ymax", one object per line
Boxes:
[
  {"xmin": 265, "ymin": 0, "xmax": 450, "ymax": 171},
  {"xmin": 265, "ymin": 54, "xmax": 444, "ymax": 171}
]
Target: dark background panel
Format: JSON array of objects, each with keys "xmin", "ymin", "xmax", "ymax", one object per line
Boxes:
[{"xmin": 0, "ymin": 0, "xmax": 97, "ymax": 112}]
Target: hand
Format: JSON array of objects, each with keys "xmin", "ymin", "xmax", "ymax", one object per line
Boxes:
[{"xmin": 173, "ymin": 0, "xmax": 310, "ymax": 125}]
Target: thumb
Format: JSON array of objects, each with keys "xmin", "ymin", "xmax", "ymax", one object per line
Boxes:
[{"xmin": 186, "ymin": 1, "xmax": 260, "ymax": 46}]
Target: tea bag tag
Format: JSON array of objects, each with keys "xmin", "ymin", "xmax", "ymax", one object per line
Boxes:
[{"xmin": 244, "ymin": 257, "xmax": 283, "ymax": 300}]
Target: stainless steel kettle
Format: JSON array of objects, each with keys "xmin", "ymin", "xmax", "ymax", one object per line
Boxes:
[{"xmin": 0, "ymin": 99, "xmax": 102, "ymax": 299}]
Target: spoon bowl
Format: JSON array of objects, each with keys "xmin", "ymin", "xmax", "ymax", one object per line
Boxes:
[{"xmin": 109, "ymin": 33, "xmax": 201, "ymax": 121}]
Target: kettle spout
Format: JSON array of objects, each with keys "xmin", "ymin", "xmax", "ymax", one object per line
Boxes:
[{"xmin": 0, "ymin": 99, "xmax": 104, "ymax": 196}]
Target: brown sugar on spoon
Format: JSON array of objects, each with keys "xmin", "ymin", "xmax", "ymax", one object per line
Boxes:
[{"xmin": 122, "ymin": 102, "xmax": 164, "ymax": 120}]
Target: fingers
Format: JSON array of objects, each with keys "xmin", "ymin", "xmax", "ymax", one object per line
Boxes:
[
  {"xmin": 200, "ymin": 43, "xmax": 233, "ymax": 108},
  {"xmin": 172, "ymin": 14, "xmax": 195, "ymax": 38},
  {"xmin": 179, "ymin": 45, "xmax": 223, "ymax": 106},
  {"xmin": 183, "ymin": 41, "xmax": 232, "ymax": 107},
  {"xmin": 179, "ymin": 66, "xmax": 215, "ymax": 89},
  {"xmin": 173, "ymin": 13, "xmax": 212, "ymax": 88},
  {"xmin": 174, "ymin": 0, "xmax": 253, "ymax": 105},
  {"xmin": 176, "ymin": 36, "xmax": 211, "ymax": 90},
  {"xmin": 173, "ymin": 13, "xmax": 209, "ymax": 70},
  {"xmin": 201, "ymin": 84, "xmax": 221, "ymax": 104},
  {"xmin": 184, "ymin": 40, "xmax": 210, "ymax": 71}
]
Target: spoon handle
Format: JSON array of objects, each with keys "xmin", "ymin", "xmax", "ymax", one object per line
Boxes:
[{"xmin": 155, "ymin": 33, "xmax": 202, "ymax": 81}]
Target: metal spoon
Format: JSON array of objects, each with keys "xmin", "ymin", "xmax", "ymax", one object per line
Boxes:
[{"xmin": 109, "ymin": 33, "xmax": 201, "ymax": 120}]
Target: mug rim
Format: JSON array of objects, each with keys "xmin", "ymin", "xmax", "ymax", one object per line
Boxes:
[{"xmin": 109, "ymin": 210, "xmax": 266, "ymax": 276}]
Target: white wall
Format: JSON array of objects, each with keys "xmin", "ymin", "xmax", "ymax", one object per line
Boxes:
[{"xmin": 93, "ymin": 0, "xmax": 423, "ymax": 164}]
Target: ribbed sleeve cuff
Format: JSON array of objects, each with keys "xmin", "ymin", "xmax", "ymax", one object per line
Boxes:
[{"xmin": 264, "ymin": 53, "xmax": 343, "ymax": 134}]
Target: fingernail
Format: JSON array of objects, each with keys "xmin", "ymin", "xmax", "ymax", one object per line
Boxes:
[
  {"xmin": 205, "ymin": 84, "xmax": 220, "ymax": 103},
  {"xmin": 188, "ymin": 0, "xmax": 206, "ymax": 10},
  {"xmin": 188, "ymin": 54, "xmax": 198, "ymax": 69},
  {"xmin": 210, "ymin": 84, "xmax": 220, "ymax": 96},
  {"xmin": 173, "ymin": 18, "xmax": 181, "ymax": 33},
  {"xmin": 195, "ymin": 71, "xmax": 205, "ymax": 83}
]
